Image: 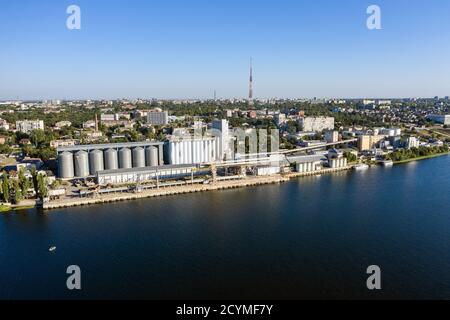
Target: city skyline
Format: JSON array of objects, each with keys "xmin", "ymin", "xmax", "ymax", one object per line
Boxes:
[{"xmin": 1, "ymin": 0, "xmax": 450, "ymax": 100}]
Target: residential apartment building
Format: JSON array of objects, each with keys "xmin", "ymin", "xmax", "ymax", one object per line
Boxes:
[
  {"xmin": 298, "ymin": 117, "xmax": 335, "ymax": 132},
  {"xmin": 147, "ymin": 110, "xmax": 169, "ymax": 126},
  {"xmin": 16, "ymin": 120, "xmax": 44, "ymax": 133}
]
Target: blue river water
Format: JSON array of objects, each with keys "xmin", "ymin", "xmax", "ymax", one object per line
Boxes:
[{"xmin": 1, "ymin": 155, "xmax": 450, "ymax": 299}]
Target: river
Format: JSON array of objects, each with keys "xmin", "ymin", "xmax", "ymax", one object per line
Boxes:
[{"xmin": 1, "ymin": 155, "xmax": 450, "ymax": 299}]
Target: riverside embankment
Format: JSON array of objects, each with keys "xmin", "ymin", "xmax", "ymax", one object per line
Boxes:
[{"xmin": 43, "ymin": 166, "xmax": 353, "ymax": 210}]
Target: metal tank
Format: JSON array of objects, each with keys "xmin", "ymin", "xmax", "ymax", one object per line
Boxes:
[
  {"xmin": 119, "ymin": 148, "xmax": 132, "ymax": 169},
  {"xmin": 58, "ymin": 152, "xmax": 74, "ymax": 179},
  {"xmin": 146, "ymin": 146, "xmax": 159, "ymax": 167},
  {"xmin": 89, "ymin": 150, "xmax": 104, "ymax": 175},
  {"xmin": 104, "ymin": 149, "xmax": 118, "ymax": 170},
  {"xmin": 132, "ymin": 147, "xmax": 146, "ymax": 168},
  {"xmin": 74, "ymin": 150, "xmax": 89, "ymax": 178}
]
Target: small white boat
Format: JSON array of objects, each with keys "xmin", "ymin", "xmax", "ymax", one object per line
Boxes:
[
  {"xmin": 49, "ymin": 246, "xmax": 57, "ymax": 252},
  {"xmin": 354, "ymin": 164, "xmax": 369, "ymax": 171},
  {"xmin": 380, "ymin": 160, "xmax": 394, "ymax": 166}
]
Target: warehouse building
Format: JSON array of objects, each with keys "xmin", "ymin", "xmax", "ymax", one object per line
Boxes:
[
  {"xmin": 96, "ymin": 164, "xmax": 196, "ymax": 186},
  {"xmin": 57, "ymin": 142, "xmax": 164, "ymax": 179},
  {"xmin": 427, "ymin": 114, "xmax": 450, "ymax": 125}
]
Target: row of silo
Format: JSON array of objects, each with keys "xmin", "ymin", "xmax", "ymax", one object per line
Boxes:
[
  {"xmin": 329, "ymin": 157, "xmax": 348, "ymax": 169},
  {"xmin": 296, "ymin": 162, "xmax": 316, "ymax": 173},
  {"xmin": 58, "ymin": 145, "xmax": 162, "ymax": 179}
]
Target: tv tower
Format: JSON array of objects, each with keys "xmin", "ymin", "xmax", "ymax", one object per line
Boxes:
[{"xmin": 248, "ymin": 57, "xmax": 254, "ymax": 109}]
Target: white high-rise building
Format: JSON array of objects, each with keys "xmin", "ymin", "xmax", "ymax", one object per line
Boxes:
[{"xmin": 406, "ymin": 137, "xmax": 420, "ymax": 149}]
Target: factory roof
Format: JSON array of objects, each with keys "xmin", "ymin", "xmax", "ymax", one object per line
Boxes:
[
  {"xmin": 97, "ymin": 164, "xmax": 197, "ymax": 176},
  {"xmin": 57, "ymin": 141, "xmax": 164, "ymax": 153},
  {"xmin": 286, "ymin": 154, "xmax": 325, "ymax": 164}
]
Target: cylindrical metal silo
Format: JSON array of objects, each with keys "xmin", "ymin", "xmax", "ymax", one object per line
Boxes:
[
  {"xmin": 89, "ymin": 150, "xmax": 104, "ymax": 175},
  {"xmin": 146, "ymin": 146, "xmax": 159, "ymax": 167},
  {"xmin": 74, "ymin": 150, "xmax": 89, "ymax": 178},
  {"xmin": 58, "ymin": 152, "xmax": 74, "ymax": 179},
  {"xmin": 132, "ymin": 147, "xmax": 145, "ymax": 168},
  {"xmin": 104, "ymin": 149, "xmax": 118, "ymax": 170},
  {"xmin": 119, "ymin": 148, "xmax": 132, "ymax": 169}
]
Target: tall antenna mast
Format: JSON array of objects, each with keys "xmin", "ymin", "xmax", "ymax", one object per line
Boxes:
[{"xmin": 249, "ymin": 57, "xmax": 254, "ymax": 108}]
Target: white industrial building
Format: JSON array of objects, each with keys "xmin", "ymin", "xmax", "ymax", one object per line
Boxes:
[
  {"xmin": 427, "ymin": 114, "xmax": 450, "ymax": 125},
  {"xmin": 166, "ymin": 137, "xmax": 219, "ymax": 165},
  {"xmin": 16, "ymin": 120, "xmax": 44, "ymax": 133},
  {"xmin": 298, "ymin": 117, "xmax": 334, "ymax": 132},
  {"xmin": 96, "ymin": 164, "xmax": 195, "ymax": 186},
  {"xmin": 212, "ymin": 119, "xmax": 232, "ymax": 161},
  {"xmin": 101, "ymin": 113, "xmax": 120, "ymax": 122}
]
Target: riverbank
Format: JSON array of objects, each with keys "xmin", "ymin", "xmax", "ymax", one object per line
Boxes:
[
  {"xmin": 43, "ymin": 166, "xmax": 353, "ymax": 211},
  {"xmin": 393, "ymin": 152, "xmax": 449, "ymax": 164},
  {"xmin": 0, "ymin": 200, "xmax": 38, "ymax": 213}
]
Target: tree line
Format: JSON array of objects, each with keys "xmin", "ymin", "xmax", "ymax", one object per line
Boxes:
[{"xmin": 0, "ymin": 167, "xmax": 48, "ymax": 204}]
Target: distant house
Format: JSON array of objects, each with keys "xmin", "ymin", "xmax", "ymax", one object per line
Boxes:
[
  {"xmin": 82, "ymin": 120, "xmax": 97, "ymax": 129},
  {"xmin": 0, "ymin": 118, "xmax": 10, "ymax": 131},
  {"xmin": 54, "ymin": 121, "xmax": 72, "ymax": 129},
  {"xmin": 50, "ymin": 139, "xmax": 78, "ymax": 148},
  {"xmin": 0, "ymin": 135, "xmax": 7, "ymax": 145}
]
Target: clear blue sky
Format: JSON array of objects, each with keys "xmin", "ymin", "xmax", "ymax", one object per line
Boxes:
[{"xmin": 1, "ymin": 0, "xmax": 449, "ymax": 100}]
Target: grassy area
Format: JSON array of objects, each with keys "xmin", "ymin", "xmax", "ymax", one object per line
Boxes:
[
  {"xmin": 13, "ymin": 205, "xmax": 36, "ymax": 211},
  {"xmin": 394, "ymin": 152, "xmax": 450, "ymax": 164},
  {"xmin": 0, "ymin": 205, "xmax": 12, "ymax": 213}
]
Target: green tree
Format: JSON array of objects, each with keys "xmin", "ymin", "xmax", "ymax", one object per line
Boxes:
[
  {"xmin": 18, "ymin": 167, "xmax": 31, "ymax": 198},
  {"xmin": 344, "ymin": 151, "xmax": 357, "ymax": 163},
  {"xmin": 0, "ymin": 174, "xmax": 10, "ymax": 203},
  {"xmin": 30, "ymin": 129, "xmax": 46, "ymax": 147},
  {"xmin": 37, "ymin": 174, "xmax": 48, "ymax": 200},
  {"xmin": 12, "ymin": 180, "xmax": 23, "ymax": 204},
  {"xmin": 30, "ymin": 166, "xmax": 39, "ymax": 194}
]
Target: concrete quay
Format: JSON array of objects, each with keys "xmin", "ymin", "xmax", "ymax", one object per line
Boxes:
[{"xmin": 43, "ymin": 166, "xmax": 353, "ymax": 210}]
